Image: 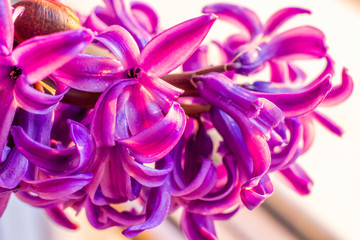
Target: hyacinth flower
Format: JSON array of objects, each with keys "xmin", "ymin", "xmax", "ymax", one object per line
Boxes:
[
  {"xmin": 0, "ymin": 0, "xmax": 94, "ymax": 189},
  {"xmin": 202, "ymin": 4, "xmax": 327, "ymax": 76},
  {"xmin": 82, "ymin": 0, "xmax": 158, "ymax": 49},
  {"xmin": 51, "ymin": 14, "xmax": 217, "ymax": 234}
]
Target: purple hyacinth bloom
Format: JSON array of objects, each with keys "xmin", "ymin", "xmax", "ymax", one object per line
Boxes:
[
  {"xmin": 203, "ymin": 4, "xmax": 327, "ymax": 76},
  {"xmin": 0, "ymin": 0, "xmax": 94, "ymax": 159}
]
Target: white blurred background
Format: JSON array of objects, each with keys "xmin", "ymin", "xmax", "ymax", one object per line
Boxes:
[{"xmin": 2, "ymin": 0, "xmax": 360, "ymax": 239}]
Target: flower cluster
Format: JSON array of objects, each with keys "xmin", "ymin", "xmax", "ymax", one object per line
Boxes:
[{"xmin": 0, "ymin": 0, "xmax": 353, "ymax": 239}]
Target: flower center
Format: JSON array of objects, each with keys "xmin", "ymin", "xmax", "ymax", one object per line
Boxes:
[
  {"xmin": 126, "ymin": 67, "xmax": 141, "ymax": 79},
  {"xmin": 9, "ymin": 66, "xmax": 22, "ymax": 80}
]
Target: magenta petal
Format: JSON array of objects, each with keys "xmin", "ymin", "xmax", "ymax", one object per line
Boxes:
[
  {"xmin": 107, "ymin": 0, "xmax": 152, "ymax": 49},
  {"xmin": 14, "ymin": 75, "xmax": 69, "ymax": 114},
  {"xmin": 279, "ymin": 163, "xmax": 313, "ymax": 195},
  {"xmin": 321, "ymin": 68, "xmax": 354, "ymax": 107},
  {"xmin": 131, "ymin": 1, "xmax": 159, "ymax": 34},
  {"xmin": 0, "ymin": 76, "xmax": 16, "ymax": 154},
  {"xmin": 311, "ymin": 111, "xmax": 343, "ymax": 136},
  {"xmin": 203, "ymin": 3, "xmax": 262, "ymax": 40},
  {"xmin": 15, "ymin": 191, "xmax": 58, "ymax": 207},
  {"xmin": 122, "ymin": 147, "xmax": 173, "ymax": 187},
  {"xmin": 118, "ymin": 103, "xmax": 186, "ymax": 163},
  {"xmin": 270, "ymin": 119, "xmax": 303, "ymax": 171},
  {"xmin": 263, "ymin": 26, "xmax": 327, "ymax": 61},
  {"xmin": 53, "ymin": 54, "xmax": 125, "ymax": 92},
  {"xmin": 0, "ymin": 149, "xmax": 28, "ymax": 189},
  {"xmin": 171, "ymin": 157, "xmax": 216, "ymax": 199},
  {"xmin": 139, "ymin": 14, "xmax": 217, "ymax": 76},
  {"xmin": 122, "ymin": 182, "xmax": 171, "ymax": 238},
  {"xmin": 0, "ymin": 0, "xmax": 13, "ymax": 55},
  {"xmin": 13, "ymin": 28, "xmax": 94, "ymax": 84},
  {"xmin": 263, "ymin": 8, "xmax": 311, "ymax": 36},
  {"xmin": 240, "ymin": 175, "xmax": 273, "ymax": 210},
  {"xmin": 104, "ymin": 205, "xmax": 145, "ymax": 226},
  {"xmin": 82, "ymin": 9, "xmax": 108, "ymax": 33},
  {"xmin": 253, "ymin": 75, "xmax": 333, "ymax": 117},
  {"xmin": 45, "ymin": 205, "xmax": 78, "ymax": 229},
  {"xmin": 124, "ymin": 85, "xmax": 163, "ymax": 135},
  {"xmin": 91, "ymin": 79, "xmax": 138, "ymax": 147},
  {"xmin": 181, "ymin": 211, "xmax": 217, "ymax": 240},
  {"xmin": 95, "ymin": 25, "xmax": 140, "ymax": 69},
  {"xmin": 11, "ymin": 120, "xmax": 94, "ymax": 174},
  {"xmin": 21, "ymin": 173, "xmax": 93, "ymax": 200},
  {"xmin": 98, "ymin": 146, "xmax": 135, "ymax": 201}
]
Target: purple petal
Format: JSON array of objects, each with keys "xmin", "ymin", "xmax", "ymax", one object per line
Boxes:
[
  {"xmin": 104, "ymin": 0, "xmax": 152, "ymax": 49},
  {"xmin": 125, "ymin": 85, "xmax": 163, "ymax": 135},
  {"xmin": 131, "ymin": 1, "xmax": 159, "ymax": 34},
  {"xmin": 187, "ymin": 181, "xmax": 241, "ymax": 215},
  {"xmin": 15, "ymin": 191, "xmax": 58, "ymax": 207},
  {"xmin": 196, "ymin": 73, "xmax": 284, "ymax": 139},
  {"xmin": 98, "ymin": 146, "xmax": 136, "ymax": 201},
  {"xmin": 171, "ymin": 157, "xmax": 217, "ymax": 200},
  {"xmin": 45, "ymin": 205, "xmax": 78, "ymax": 229},
  {"xmin": 0, "ymin": 0, "xmax": 13, "ymax": 55},
  {"xmin": 84, "ymin": 198, "xmax": 119, "ymax": 229},
  {"xmin": 279, "ymin": 163, "xmax": 313, "ymax": 195},
  {"xmin": 0, "ymin": 148, "xmax": 28, "ymax": 189},
  {"xmin": 181, "ymin": 211, "xmax": 217, "ymax": 240},
  {"xmin": 240, "ymin": 174, "xmax": 273, "ymax": 210},
  {"xmin": 91, "ymin": 79, "xmax": 138, "ymax": 147},
  {"xmin": 14, "ymin": 75, "xmax": 69, "ymax": 114},
  {"xmin": 122, "ymin": 182, "xmax": 171, "ymax": 238},
  {"xmin": 53, "ymin": 54, "xmax": 125, "ymax": 92},
  {"xmin": 0, "ymin": 74, "xmax": 16, "ymax": 154},
  {"xmin": 210, "ymin": 108, "xmax": 271, "ymax": 186},
  {"xmin": 103, "ymin": 205, "xmax": 145, "ymax": 226},
  {"xmin": 263, "ymin": 8, "xmax": 311, "ymax": 36},
  {"xmin": 262, "ymin": 26, "xmax": 327, "ymax": 61},
  {"xmin": 270, "ymin": 119, "xmax": 303, "ymax": 171},
  {"xmin": 139, "ymin": 14, "xmax": 217, "ymax": 77},
  {"xmin": 95, "ymin": 25, "xmax": 140, "ymax": 69},
  {"xmin": 122, "ymin": 147, "xmax": 174, "ymax": 187},
  {"xmin": 82, "ymin": 9, "xmax": 108, "ymax": 33},
  {"xmin": 183, "ymin": 45, "xmax": 209, "ymax": 72},
  {"xmin": 253, "ymin": 75, "xmax": 332, "ymax": 117},
  {"xmin": 118, "ymin": 103, "xmax": 186, "ymax": 163},
  {"xmin": 202, "ymin": 3, "xmax": 262, "ymax": 40},
  {"xmin": 21, "ymin": 173, "xmax": 93, "ymax": 200},
  {"xmin": 11, "ymin": 120, "xmax": 95, "ymax": 174},
  {"xmin": 321, "ymin": 68, "xmax": 353, "ymax": 107},
  {"xmin": 311, "ymin": 111, "xmax": 343, "ymax": 137},
  {"xmin": 12, "ymin": 6, "xmax": 25, "ymax": 24},
  {"xmin": 13, "ymin": 28, "xmax": 94, "ymax": 84}
]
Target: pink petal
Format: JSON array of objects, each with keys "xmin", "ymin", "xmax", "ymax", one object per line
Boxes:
[
  {"xmin": 91, "ymin": 79, "xmax": 138, "ymax": 147},
  {"xmin": 118, "ymin": 103, "xmax": 186, "ymax": 163},
  {"xmin": 13, "ymin": 28, "xmax": 94, "ymax": 84},
  {"xmin": 0, "ymin": 0, "xmax": 13, "ymax": 55},
  {"xmin": 14, "ymin": 75, "xmax": 69, "ymax": 114},
  {"xmin": 95, "ymin": 25, "xmax": 140, "ymax": 69},
  {"xmin": 139, "ymin": 14, "xmax": 217, "ymax": 77},
  {"xmin": 53, "ymin": 54, "xmax": 125, "ymax": 92}
]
